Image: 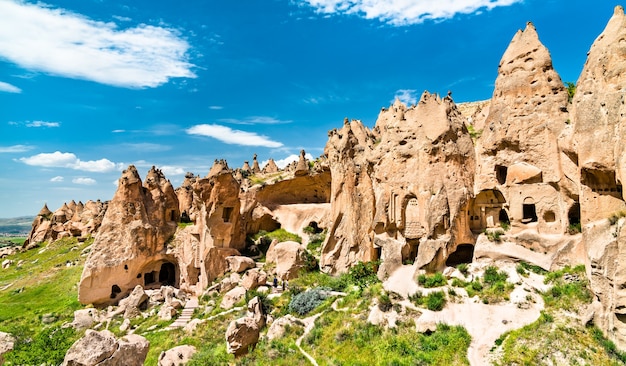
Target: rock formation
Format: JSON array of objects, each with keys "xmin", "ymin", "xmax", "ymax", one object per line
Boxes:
[
  {"xmin": 321, "ymin": 93, "xmax": 476, "ymax": 277},
  {"xmin": 24, "ymin": 200, "xmax": 107, "ymax": 249},
  {"xmin": 62, "ymin": 330, "xmax": 149, "ymax": 366},
  {"xmin": 572, "ymin": 5, "xmax": 626, "ymax": 349},
  {"xmin": 78, "ymin": 166, "xmax": 180, "ymax": 305},
  {"xmin": 21, "ymin": 5, "xmax": 626, "ymax": 352}
]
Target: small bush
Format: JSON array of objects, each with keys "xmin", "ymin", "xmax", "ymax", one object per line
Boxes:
[
  {"xmin": 456, "ymin": 263, "xmax": 469, "ymax": 275},
  {"xmin": 346, "ymin": 261, "xmax": 380, "ymax": 290},
  {"xmin": 378, "ymin": 293, "xmax": 393, "ymax": 312},
  {"xmin": 418, "ymin": 272, "xmax": 447, "ymax": 288},
  {"xmin": 425, "ymin": 291, "xmax": 446, "ymax": 311},
  {"xmin": 483, "ymin": 266, "xmax": 508, "ymax": 285},
  {"xmin": 288, "ymin": 287, "xmax": 331, "ymax": 315},
  {"xmin": 568, "ymin": 223, "xmax": 582, "ymax": 234},
  {"xmin": 485, "ymin": 229, "xmax": 505, "ymax": 242}
]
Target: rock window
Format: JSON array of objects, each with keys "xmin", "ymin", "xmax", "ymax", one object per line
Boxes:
[
  {"xmin": 522, "ymin": 201, "xmax": 538, "ymax": 223},
  {"xmin": 496, "ymin": 165, "xmax": 508, "ymax": 185},
  {"xmin": 568, "ymin": 203, "xmax": 581, "ymax": 226},
  {"xmin": 110, "ymin": 284, "xmax": 121, "ymax": 299},
  {"xmin": 445, "ymin": 244, "xmax": 474, "ymax": 267},
  {"xmin": 222, "ymin": 207, "xmax": 234, "ymax": 223},
  {"xmin": 499, "ymin": 209, "xmax": 510, "ymax": 225},
  {"xmin": 543, "ymin": 210, "xmax": 556, "ymax": 223},
  {"xmin": 144, "ymin": 272, "xmax": 155, "ymax": 286}
]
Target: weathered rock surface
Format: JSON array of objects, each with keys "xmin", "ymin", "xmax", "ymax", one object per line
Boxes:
[
  {"xmin": 78, "ymin": 166, "xmax": 180, "ymax": 305},
  {"xmin": 266, "ymin": 240, "xmax": 307, "ymax": 280},
  {"xmin": 321, "ymin": 92, "xmax": 476, "ymax": 276},
  {"xmin": 225, "ymin": 296, "xmax": 266, "ymax": 356},
  {"xmin": 62, "ymin": 330, "xmax": 149, "ymax": 366},
  {"xmin": 158, "ymin": 345, "xmax": 197, "ymax": 366},
  {"xmin": 24, "ymin": 200, "xmax": 107, "ymax": 249},
  {"xmin": 0, "ymin": 331, "xmax": 15, "ymax": 365}
]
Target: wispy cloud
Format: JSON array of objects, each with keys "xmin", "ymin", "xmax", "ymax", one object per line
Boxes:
[
  {"xmin": 0, "ymin": 144, "xmax": 34, "ymax": 153},
  {"xmin": 159, "ymin": 165, "xmax": 186, "ymax": 176},
  {"xmin": 121, "ymin": 143, "xmax": 172, "ymax": 152},
  {"xmin": 72, "ymin": 177, "xmax": 97, "ymax": 185},
  {"xmin": 186, "ymin": 124, "xmax": 283, "ymax": 148},
  {"xmin": 218, "ymin": 116, "xmax": 292, "ymax": 125},
  {"xmin": 50, "ymin": 176, "xmax": 64, "ymax": 182},
  {"xmin": 209, "ymin": 105, "xmax": 223, "ymax": 110},
  {"xmin": 26, "ymin": 121, "xmax": 60, "ymax": 128},
  {"xmin": 0, "ymin": 0, "xmax": 196, "ymax": 88},
  {"xmin": 0, "ymin": 81, "xmax": 21, "ymax": 93},
  {"xmin": 299, "ymin": 0, "xmax": 521, "ymax": 25},
  {"xmin": 393, "ymin": 89, "xmax": 418, "ymax": 106},
  {"xmin": 18, "ymin": 151, "xmax": 124, "ymax": 172}
]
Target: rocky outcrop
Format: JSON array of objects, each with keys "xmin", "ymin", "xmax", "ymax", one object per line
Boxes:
[
  {"xmin": 321, "ymin": 92, "xmax": 476, "ymax": 276},
  {"xmin": 78, "ymin": 166, "xmax": 180, "ymax": 305},
  {"xmin": 573, "ymin": 5, "xmax": 626, "ymax": 349},
  {"xmin": 24, "ymin": 200, "xmax": 107, "ymax": 249},
  {"xmin": 266, "ymin": 240, "xmax": 308, "ymax": 280},
  {"xmin": 62, "ymin": 330, "xmax": 149, "ymax": 366},
  {"xmin": 573, "ymin": 5, "xmax": 626, "ymax": 223},
  {"xmin": 225, "ymin": 296, "xmax": 266, "ymax": 356}
]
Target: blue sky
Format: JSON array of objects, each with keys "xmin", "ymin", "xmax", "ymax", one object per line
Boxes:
[{"xmin": 0, "ymin": 0, "xmax": 620, "ymax": 218}]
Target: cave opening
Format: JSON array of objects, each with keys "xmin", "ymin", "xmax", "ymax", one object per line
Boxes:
[
  {"xmin": 522, "ymin": 203, "xmax": 538, "ymax": 223},
  {"xmin": 159, "ymin": 262, "xmax": 176, "ymax": 286},
  {"xmin": 568, "ymin": 203, "xmax": 581, "ymax": 226},
  {"xmin": 495, "ymin": 165, "xmax": 508, "ymax": 185},
  {"xmin": 445, "ymin": 244, "xmax": 474, "ymax": 267}
]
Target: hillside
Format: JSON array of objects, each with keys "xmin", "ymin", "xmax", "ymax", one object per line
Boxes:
[{"xmin": 0, "ymin": 217, "xmax": 33, "ymax": 237}]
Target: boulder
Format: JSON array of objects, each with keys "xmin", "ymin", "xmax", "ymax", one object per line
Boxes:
[
  {"xmin": 240, "ymin": 268, "xmax": 267, "ymax": 290},
  {"xmin": 62, "ymin": 330, "xmax": 149, "ymax": 366},
  {"xmin": 226, "ymin": 256, "xmax": 256, "ymax": 273},
  {"xmin": 266, "ymin": 241, "xmax": 307, "ymax": 280},
  {"xmin": 266, "ymin": 315, "xmax": 304, "ymax": 341},
  {"xmin": 119, "ymin": 285, "xmax": 149, "ymax": 319},
  {"xmin": 0, "ymin": 331, "xmax": 15, "ymax": 365},
  {"xmin": 158, "ymin": 345, "xmax": 197, "ymax": 366},
  {"xmin": 225, "ymin": 297, "xmax": 266, "ymax": 356},
  {"xmin": 158, "ymin": 304, "xmax": 177, "ymax": 321},
  {"xmin": 72, "ymin": 308, "xmax": 100, "ymax": 330},
  {"xmin": 221, "ymin": 286, "xmax": 246, "ymax": 310}
]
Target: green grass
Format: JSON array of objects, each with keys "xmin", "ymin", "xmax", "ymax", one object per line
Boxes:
[
  {"xmin": 303, "ymin": 311, "xmax": 471, "ymax": 365},
  {"xmin": 0, "ymin": 237, "xmax": 92, "ymax": 365},
  {"xmin": 418, "ymin": 272, "xmax": 447, "ymax": 288},
  {"xmin": 253, "ymin": 228, "xmax": 302, "ymax": 244}
]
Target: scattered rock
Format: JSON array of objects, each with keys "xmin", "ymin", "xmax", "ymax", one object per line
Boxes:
[
  {"xmin": 158, "ymin": 345, "xmax": 197, "ymax": 366},
  {"xmin": 62, "ymin": 330, "xmax": 149, "ymax": 366}
]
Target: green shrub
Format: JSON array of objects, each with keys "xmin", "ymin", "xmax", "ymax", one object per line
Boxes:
[
  {"xmin": 418, "ymin": 272, "xmax": 447, "ymax": 288},
  {"xmin": 378, "ymin": 293, "xmax": 392, "ymax": 312},
  {"xmin": 485, "ymin": 229, "xmax": 505, "ymax": 242},
  {"xmin": 425, "ymin": 291, "xmax": 446, "ymax": 311},
  {"xmin": 456, "ymin": 263, "xmax": 469, "ymax": 275},
  {"xmin": 483, "ymin": 266, "xmax": 508, "ymax": 285},
  {"xmin": 568, "ymin": 223, "xmax": 582, "ymax": 234},
  {"xmin": 288, "ymin": 287, "xmax": 331, "ymax": 315},
  {"xmin": 565, "ymin": 81, "xmax": 576, "ymax": 103},
  {"xmin": 345, "ymin": 260, "xmax": 380, "ymax": 290}
]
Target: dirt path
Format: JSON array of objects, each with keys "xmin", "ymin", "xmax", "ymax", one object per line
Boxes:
[{"xmin": 295, "ymin": 313, "xmax": 323, "ymax": 366}]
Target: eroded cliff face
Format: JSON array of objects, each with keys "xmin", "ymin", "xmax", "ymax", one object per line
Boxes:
[
  {"xmin": 78, "ymin": 165, "xmax": 180, "ymax": 305},
  {"xmin": 573, "ymin": 6, "xmax": 626, "ymax": 349},
  {"xmin": 321, "ymin": 93, "xmax": 475, "ymax": 276}
]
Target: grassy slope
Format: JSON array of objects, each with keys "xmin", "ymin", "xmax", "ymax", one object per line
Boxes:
[{"xmin": 1, "ymin": 238, "xmax": 626, "ymax": 365}]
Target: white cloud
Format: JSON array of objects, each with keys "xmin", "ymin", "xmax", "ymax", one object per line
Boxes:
[
  {"xmin": 0, "ymin": 81, "xmax": 21, "ymax": 93},
  {"xmin": 209, "ymin": 105, "xmax": 223, "ymax": 110},
  {"xmin": 72, "ymin": 177, "xmax": 97, "ymax": 185},
  {"xmin": 159, "ymin": 165, "xmax": 186, "ymax": 176},
  {"xmin": 263, "ymin": 153, "xmax": 314, "ymax": 169},
  {"xmin": 0, "ymin": 144, "xmax": 34, "ymax": 153},
  {"xmin": 112, "ymin": 129, "xmax": 125, "ymax": 133},
  {"xmin": 186, "ymin": 124, "xmax": 283, "ymax": 148},
  {"xmin": 300, "ymin": 0, "xmax": 521, "ymax": 25},
  {"xmin": 218, "ymin": 116, "xmax": 292, "ymax": 125},
  {"xmin": 393, "ymin": 89, "xmax": 418, "ymax": 106},
  {"xmin": 50, "ymin": 176, "xmax": 64, "ymax": 182},
  {"xmin": 0, "ymin": 0, "xmax": 195, "ymax": 88},
  {"xmin": 18, "ymin": 151, "xmax": 124, "ymax": 172},
  {"xmin": 26, "ymin": 121, "xmax": 60, "ymax": 128}
]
